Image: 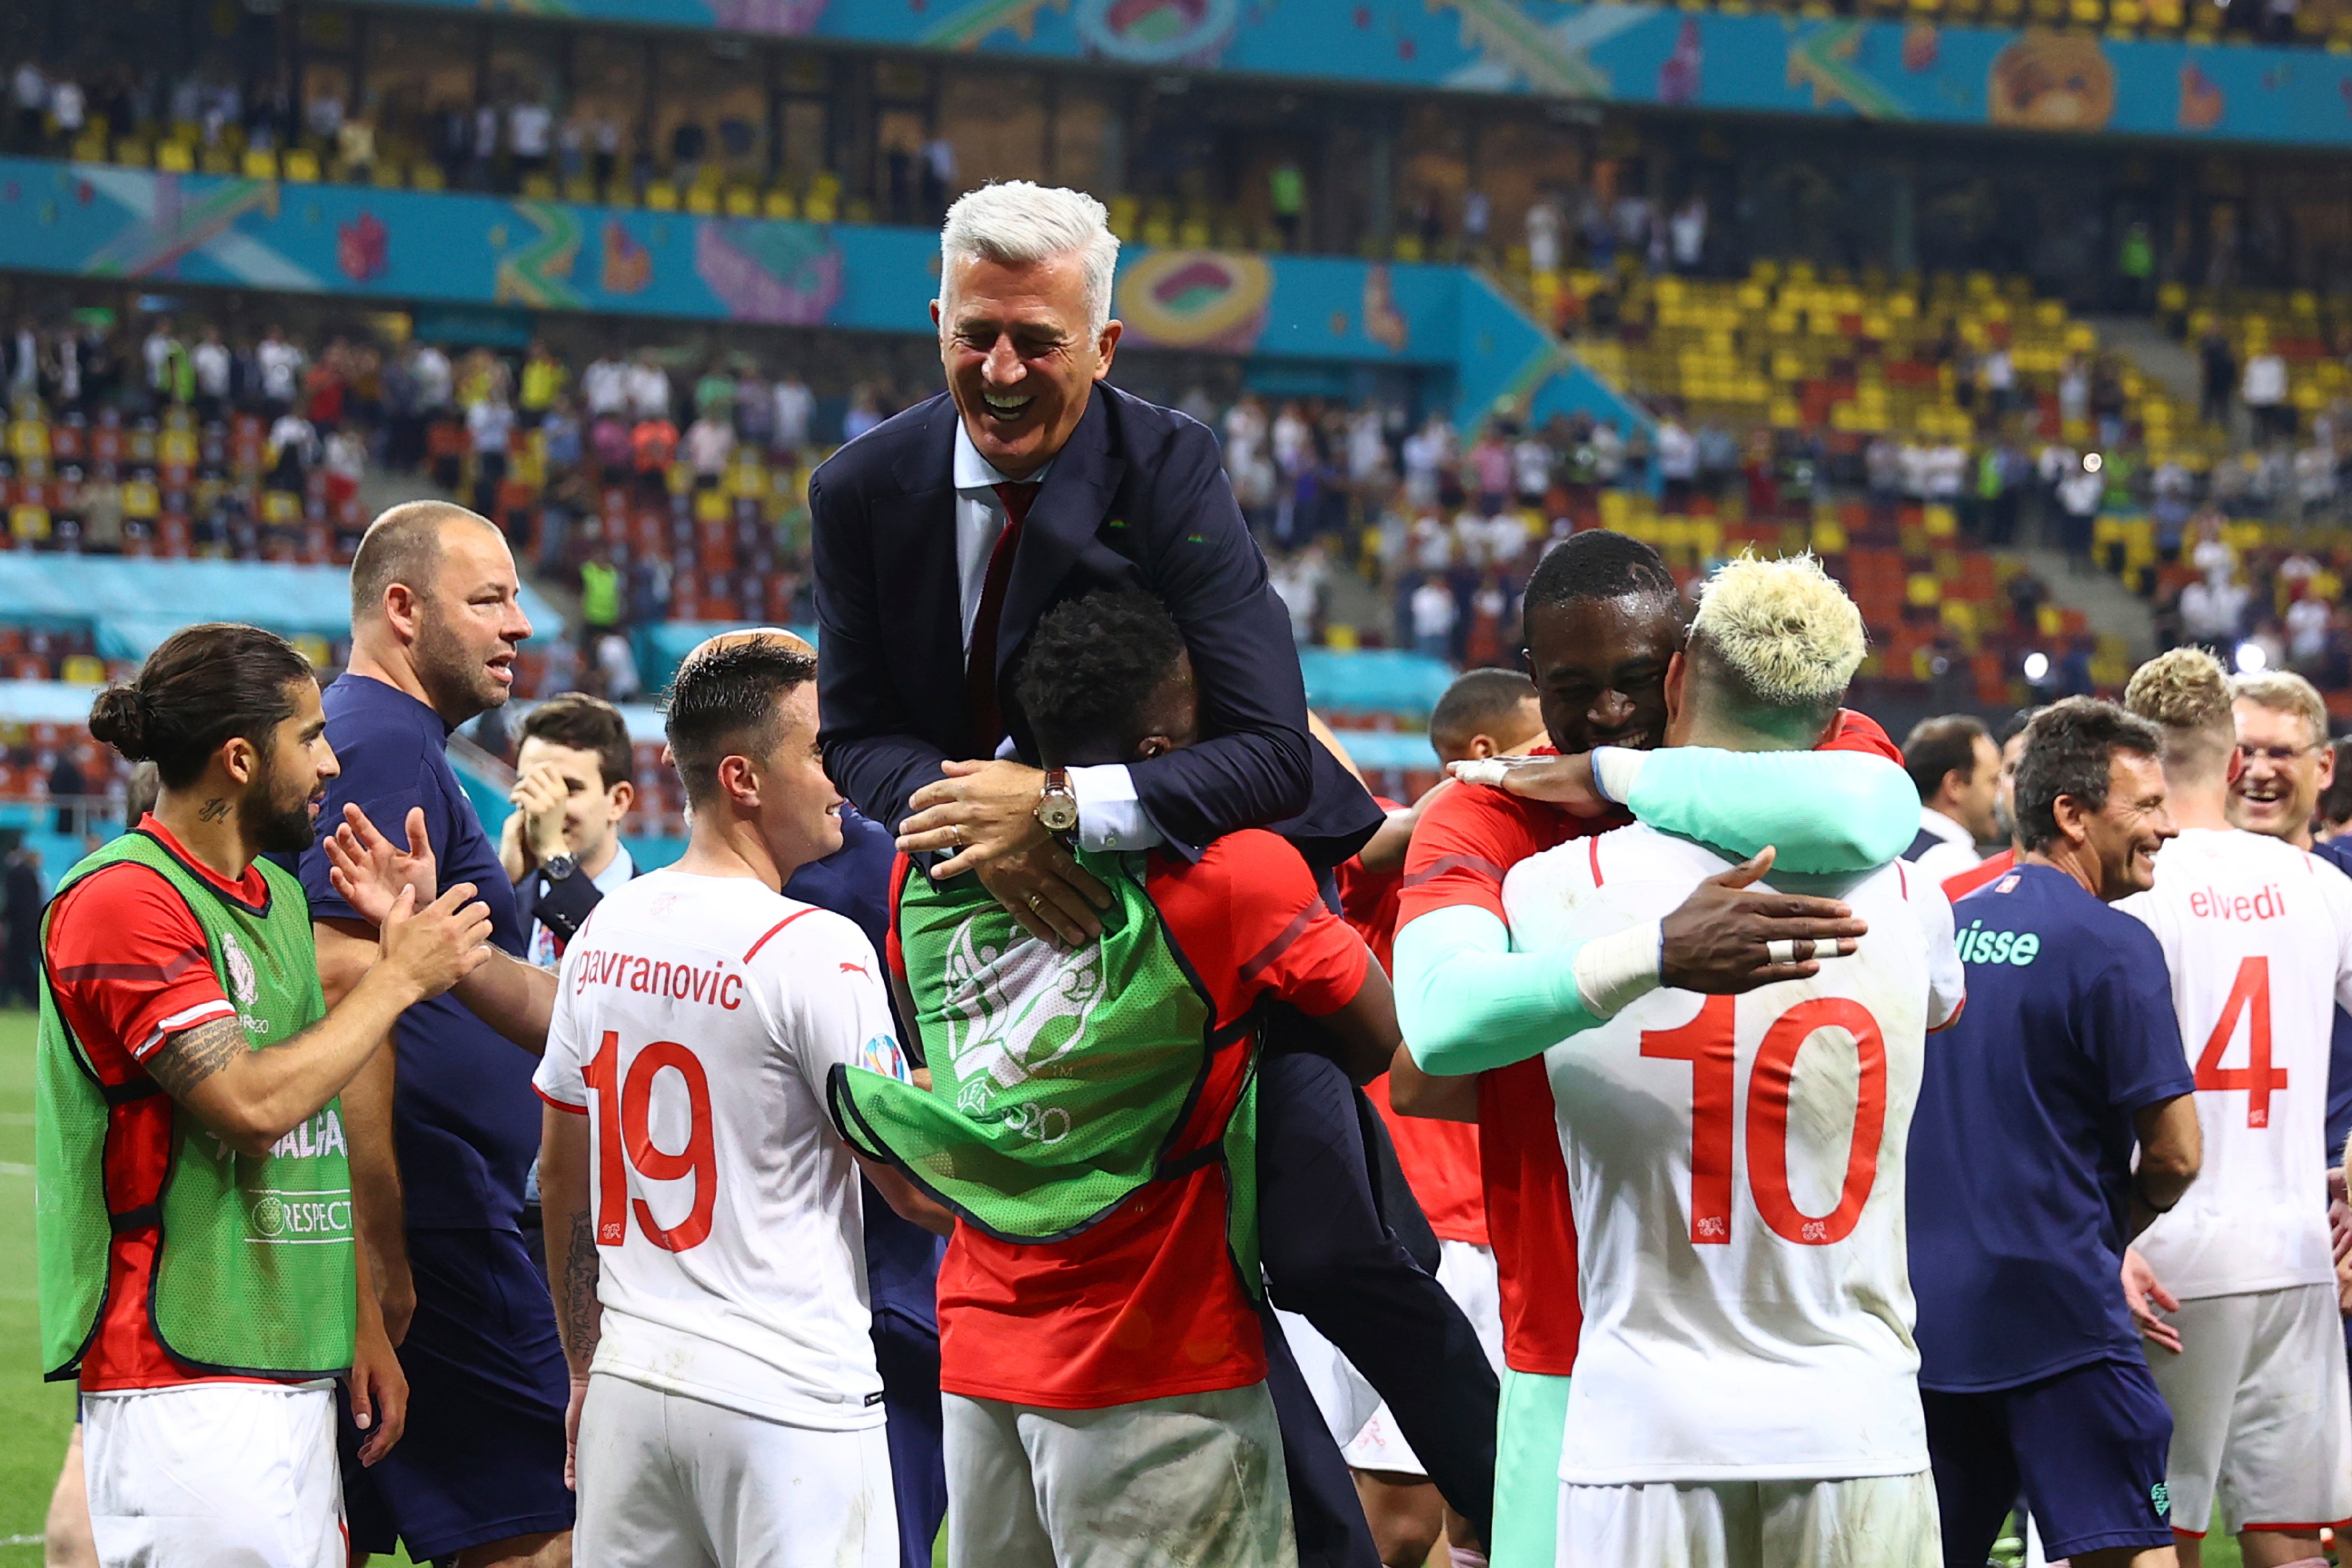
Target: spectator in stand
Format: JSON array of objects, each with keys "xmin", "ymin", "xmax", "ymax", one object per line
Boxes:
[
  {"xmin": 1654, "ymin": 411, "xmax": 1697, "ymax": 508},
  {"xmin": 579, "ymin": 540, "xmax": 623, "ymax": 642},
  {"xmin": 256, "ymin": 325, "xmax": 303, "ymax": 417},
  {"xmin": 772, "ymin": 371, "xmax": 814, "ymax": 456},
  {"xmin": 630, "ymin": 407, "xmax": 679, "ymax": 498},
  {"xmin": 467, "ymin": 391, "xmax": 516, "ymax": 519},
  {"xmin": 508, "ymin": 98, "xmax": 552, "ymax": 180},
  {"xmin": 1410, "ymin": 575, "xmax": 1457, "ymax": 661},
  {"xmin": 625, "ymin": 349, "xmax": 671, "ymax": 423},
  {"xmin": 2199, "ymin": 324, "xmax": 2238, "ymax": 428},
  {"xmin": 518, "ymin": 341, "xmax": 565, "ymax": 429},
  {"xmin": 842, "ymin": 384, "xmax": 881, "ymax": 443},
  {"xmin": 2243, "ymin": 344, "xmax": 2291, "ymax": 445},
  {"xmin": 48, "ymin": 748, "xmax": 86, "ymax": 836},
  {"xmin": 685, "ymin": 407, "xmax": 735, "ymax": 486},
  {"xmin": 11, "ymin": 62, "xmax": 44, "ymax": 153},
  {"xmin": 582, "ymin": 349, "xmax": 627, "ymax": 422},
  {"xmin": 734, "ymin": 363, "xmax": 773, "ymax": 451},
  {"xmin": 413, "ymin": 340, "xmax": 454, "ymax": 420},
  {"xmin": 1269, "ymin": 158, "xmax": 1305, "ymax": 250},
  {"xmin": 1669, "ymin": 196, "xmax": 1706, "ymax": 273},
  {"xmin": 265, "ymin": 407, "xmax": 319, "ymax": 491},
  {"xmin": 1467, "ymin": 429, "xmax": 1511, "ymax": 515},
  {"xmin": 190, "ymin": 326, "xmax": 230, "ymax": 420}
]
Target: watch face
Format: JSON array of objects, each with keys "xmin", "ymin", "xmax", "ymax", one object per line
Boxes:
[{"xmin": 1040, "ymin": 796, "xmax": 1079, "ymax": 833}]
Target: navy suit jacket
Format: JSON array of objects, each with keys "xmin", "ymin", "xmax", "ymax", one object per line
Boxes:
[{"xmin": 811, "ymin": 383, "xmax": 1380, "ymax": 872}]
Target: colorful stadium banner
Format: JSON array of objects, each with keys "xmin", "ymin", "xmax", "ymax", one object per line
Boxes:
[
  {"xmin": 356, "ymin": 0, "xmax": 2352, "ymax": 150},
  {"xmin": 0, "ymin": 157, "xmax": 1646, "ymax": 432}
]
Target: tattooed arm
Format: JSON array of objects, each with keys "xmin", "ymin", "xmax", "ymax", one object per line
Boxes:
[
  {"xmin": 539, "ymin": 1100, "xmax": 600, "ymax": 1490},
  {"xmin": 151, "ymin": 886, "xmax": 495, "ymax": 1157}
]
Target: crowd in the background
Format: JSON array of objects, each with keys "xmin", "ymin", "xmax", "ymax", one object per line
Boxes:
[{"xmin": 12, "ymin": 303, "xmax": 2352, "ymax": 712}]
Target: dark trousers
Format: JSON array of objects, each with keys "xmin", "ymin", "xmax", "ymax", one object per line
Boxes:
[
  {"xmin": 874, "ymin": 1315, "xmax": 949, "ymax": 1568},
  {"xmin": 1256, "ymin": 1042, "xmax": 1501, "ymax": 1560}
]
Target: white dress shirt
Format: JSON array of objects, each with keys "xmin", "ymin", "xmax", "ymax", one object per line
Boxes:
[
  {"xmin": 1907, "ymin": 806, "xmax": 1983, "ymax": 886},
  {"xmin": 952, "ymin": 419, "xmax": 1158, "ymax": 853}
]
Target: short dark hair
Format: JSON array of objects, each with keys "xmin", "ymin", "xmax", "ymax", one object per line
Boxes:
[
  {"xmin": 349, "ymin": 501, "xmax": 493, "ymax": 621},
  {"xmin": 1902, "ymin": 714, "xmax": 1991, "ymax": 804},
  {"xmin": 1996, "ymin": 706, "xmax": 2044, "ymax": 747},
  {"xmin": 1523, "ymin": 530, "xmax": 1679, "ymax": 619},
  {"xmin": 2012, "ymin": 698, "xmax": 2164, "ymax": 854},
  {"xmin": 521, "ymin": 693, "xmax": 632, "ymax": 793},
  {"xmin": 88, "ymin": 624, "xmax": 317, "ymax": 790},
  {"xmin": 1012, "ymin": 589, "xmax": 1188, "ymax": 763},
  {"xmin": 2322, "ymin": 738, "xmax": 2352, "ymax": 830},
  {"xmin": 1430, "ymin": 668, "xmax": 1537, "ymax": 755},
  {"xmin": 662, "ymin": 639, "xmax": 817, "ymax": 810}
]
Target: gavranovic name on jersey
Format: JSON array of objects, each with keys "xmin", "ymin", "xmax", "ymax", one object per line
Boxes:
[{"xmin": 568, "ymin": 946, "xmax": 746, "ymax": 1011}]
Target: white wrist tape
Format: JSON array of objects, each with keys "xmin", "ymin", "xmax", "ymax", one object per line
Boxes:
[
  {"xmin": 1573, "ymin": 919, "xmax": 1665, "ymax": 1020},
  {"xmin": 1450, "ymin": 758, "xmax": 1512, "ymax": 787},
  {"xmin": 1590, "ymin": 746, "xmax": 1646, "ymax": 805}
]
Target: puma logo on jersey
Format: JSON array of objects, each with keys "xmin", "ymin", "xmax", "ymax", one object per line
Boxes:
[
  {"xmin": 1955, "ymin": 921, "xmax": 2040, "ymax": 967},
  {"xmin": 839, "ymin": 962, "xmax": 868, "ymax": 975}
]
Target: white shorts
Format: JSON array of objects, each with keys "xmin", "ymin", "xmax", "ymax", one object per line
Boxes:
[
  {"xmin": 81, "ymin": 1380, "xmax": 343, "ymax": 1568},
  {"xmin": 2147, "ymin": 1282, "xmax": 2352, "ymax": 1537},
  {"xmin": 942, "ymin": 1382, "xmax": 1295, "ymax": 1568},
  {"xmin": 1279, "ymin": 1239, "xmax": 1503, "ymax": 1480},
  {"xmin": 573, "ymin": 1372, "xmax": 898, "ymax": 1568},
  {"xmin": 1556, "ymin": 1471, "xmax": 1940, "ymax": 1568}
]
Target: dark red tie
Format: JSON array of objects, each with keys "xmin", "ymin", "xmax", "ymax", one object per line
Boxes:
[{"xmin": 966, "ymin": 481, "xmax": 1037, "ymax": 753}]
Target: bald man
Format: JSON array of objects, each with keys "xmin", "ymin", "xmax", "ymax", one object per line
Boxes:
[{"xmin": 299, "ymin": 502, "xmax": 573, "ymax": 1568}]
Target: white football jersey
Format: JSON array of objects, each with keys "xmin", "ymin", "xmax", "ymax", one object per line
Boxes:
[
  {"xmin": 533, "ymin": 870, "xmax": 912, "ymax": 1430},
  {"xmin": 1503, "ymin": 825, "xmax": 1964, "ymax": 1485},
  {"xmin": 2118, "ymin": 828, "xmax": 2352, "ymax": 1300}
]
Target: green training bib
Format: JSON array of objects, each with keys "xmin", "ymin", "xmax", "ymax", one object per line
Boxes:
[
  {"xmin": 830, "ymin": 849, "xmax": 1262, "ymax": 1289},
  {"xmin": 36, "ymin": 830, "xmax": 353, "ymax": 1381}
]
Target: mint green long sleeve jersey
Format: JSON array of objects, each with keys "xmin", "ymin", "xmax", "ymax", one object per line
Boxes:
[{"xmin": 1396, "ymin": 746, "xmax": 1921, "ymax": 1076}]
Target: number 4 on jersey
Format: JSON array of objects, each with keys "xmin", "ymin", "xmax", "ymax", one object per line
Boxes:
[{"xmin": 2194, "ymin": 956, "xmax": 2287, "ymax": 1129}]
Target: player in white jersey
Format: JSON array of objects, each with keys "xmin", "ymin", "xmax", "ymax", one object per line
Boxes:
[
  {"xmin": 531, "ymin": 635, "xmax": 949, "ymax": 1568},
  {"xmin": 2117, "ymin": 649, "xmax": 2352, "ymax": 1566},
  {"xmin": 1498, "ymin": 555, "xmax": 1965, "ymax": 1568}
]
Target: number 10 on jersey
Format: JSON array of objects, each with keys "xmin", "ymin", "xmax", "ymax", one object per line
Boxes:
[{"xmin": 1641, "ymin": 994, "xmax": 1889, "ymax": 1248}]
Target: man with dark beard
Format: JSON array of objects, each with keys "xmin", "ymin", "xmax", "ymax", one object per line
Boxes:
[
  {"xmin": 297, "ymin": 502, "xmax": 573, "ymax": 1568},
  {"xmin": 39, "ymin": 622, "xmax": 492, "ymax": 1568}
]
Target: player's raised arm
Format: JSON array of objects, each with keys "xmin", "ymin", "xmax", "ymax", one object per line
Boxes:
[
  {"xmin": 1401, "ymin": 846, "xmax": 1865, "ymax": 1075},
  {"xmin": 327, "ymin": 803, "xmax": 557, "ymax": 1053}
]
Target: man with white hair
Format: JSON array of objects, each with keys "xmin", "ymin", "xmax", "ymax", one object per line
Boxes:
[
  {"xmin": 810, "ymin": 181, "xmax": 1491, "ymax": 1567},
  {"xmin": 1483, "ymin": 555, "xmax": 1966, "ymax": 1567}
]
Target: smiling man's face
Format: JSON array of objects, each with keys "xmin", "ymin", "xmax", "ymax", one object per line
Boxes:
[{"xmin": 934, "ymin": 251, "xmax": 1120, "ymax": 481}]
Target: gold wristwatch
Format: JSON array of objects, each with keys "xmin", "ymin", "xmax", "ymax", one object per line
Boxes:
[{"xmin": 1035, "ymin": 768, "xmax": 1079, "ymax": 834}]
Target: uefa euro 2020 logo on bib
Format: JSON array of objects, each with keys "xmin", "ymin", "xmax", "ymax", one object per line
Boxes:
[{"xmin": 220, "ymin": 931, "xmax": 259, "ymax": 1007}]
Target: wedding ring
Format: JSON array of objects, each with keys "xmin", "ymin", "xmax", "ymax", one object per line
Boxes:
[
  {"xmin": 1027, "ymin": 895, "xmax": 1045, "ymax": 913},
  {"xmin": 951, "ymin": 824, "xmax": 965, "ymax": 847}
]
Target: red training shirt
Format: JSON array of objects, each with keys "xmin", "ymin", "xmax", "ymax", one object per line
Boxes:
[
  {"xmin": 905, "ymin": 830, "xmax": 1374, "ymax": 1410},
  {"xmin": 44, "ymin": 817, "xmax": 290, "ymax": 1391},
  {"xmin": 1340, "ymin": 796, "xmax": 1488, "ymax": 1247},
  {"xmin": 1942, "ymin": 846, "xmax": 2018, "ymax": 903}
]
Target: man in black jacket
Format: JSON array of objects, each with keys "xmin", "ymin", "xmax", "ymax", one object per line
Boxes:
[{"xmin": 812, "ymin": 180, "xmax": 1497, "ymax": 1567}]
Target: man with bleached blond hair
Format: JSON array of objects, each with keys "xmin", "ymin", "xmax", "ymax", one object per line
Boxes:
[
  {"xmin": 2119, "ymin": 648, "xmax": 2352, "ymax": 1568},
  {"xmin": 1491, "ymin": 554, "xmax": 1966, "ymax": 1568}
]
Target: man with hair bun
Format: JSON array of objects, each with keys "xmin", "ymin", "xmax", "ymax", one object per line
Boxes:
[
  {"xmin": 2119, "ymin": 648, "xmax": 2352, "ymax": 1567},
  {"xmin": 38, "ymin": 622, "xmax": 494, "ymax": 1567},
  {"xmin": 1907, "ymin": 696, "xmax": 2200, "ymax": 1568},
  {"xmin": 1483, "ymin": 554, "xmax": 1967, "ymax": 1567}
]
